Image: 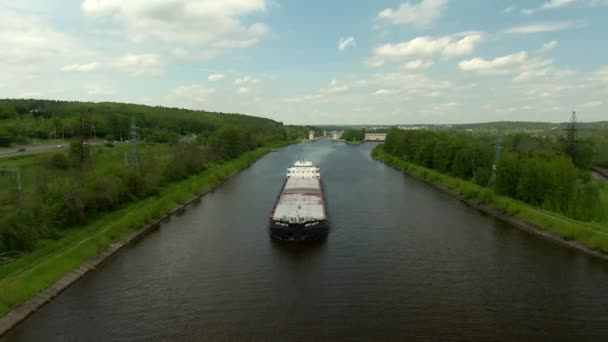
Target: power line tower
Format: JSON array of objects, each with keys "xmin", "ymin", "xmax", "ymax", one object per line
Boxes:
[
  {"xmin": 487, "ymin": 133, "xmax": 503, "ymax": 187},
  {"xmin": 129, "ymin": 114, "xmax": 139, "ymax": 171},
  {"xmin": 564, "ymin": 111, "xmax": 577, "ymax": 164}
]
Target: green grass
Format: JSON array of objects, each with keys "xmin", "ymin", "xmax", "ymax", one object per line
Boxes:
[
  {"xmin": 372, "ymin": 145, "xmax": 608, "ymax": 254},
  {"xmin": 0, "ymin": 144, "xmax": 284, "ymax": 318}
]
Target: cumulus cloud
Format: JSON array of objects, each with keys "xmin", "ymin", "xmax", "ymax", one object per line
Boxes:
[
  {"xmin": 62, "ymin": 62, "xmax": 101, "ymax": 72},
  {"xmin": 589, "ymin": 66, "xmax": 608, "ymax": 82},
  {"xmin": 234, "ymin": 76, "xmax": 259, "ymax": 85},
  {"xmin": 505, "ymin": 21, "xmax": 575, "ymax": 34},
  {"xmin": 580, "ymin": 100, "xmax": 603, "ymax": 108},
  {"xmin": 522, "ymin": 0, "xmax": 576, "ymax": 15},
  {"xmin": 373, "ymin": 89, "xmax": 401, "ymax": 96},
  {"xmin": 540, "ymin": 41, "xmax": 558, "ymax": 52},
  {"xmin": 113, "ymin": 53, "xmax": 164, "ymax": 76},
  {"xmin": 403, "ymin": 59, "xmax": 434, "ymax": 70},
  {"xmin": 369, "ymin": 72, "xmax": 451, "ymax": 98},
  {"xmin": 377, "ymin": 0, "xmax": 448, "ymax": 26},
  {"xmin": 542, "ymin": 0, "xmax": 576, "ymax": 9},
  {"xmin": 459, "ymin": 51, "xmax": 574, "ymax": 83},
  {"xmin": 81, "ymin": 0, "xmax": 270, "ymax": 48},
  {"xmin": 459, "ymin": 51, "xmax": 529, "ymax": 75},
  {"xmin": 168, "ymin": 84, "xmax": 216, "ymax": 102},
  {"xmin": 17, "ymin": 91, "xmax": 43, "ymax": 98},
  {"xmin": 338, "ymin": 37, "xmax": 356, "ymax": 51},
  {"xmin": 237, "ymin": 87, "xmax": 250, "ymax": 94},
  {"xmin": 208, "ymin": 73, "xmax": 225, "ymax": 81},
  {"xmin": 369, "ymin": 33, "xmax": 483, "ymax": 66},
  {"xmin": 320, "ymin": 80, "xmax": 350, "ymax": 94},
  {"xmin": 86, "ymin": 84, "xmax": 115, "ymax": 95},
  {"xmin": 0, "ymin": 8, "xmax": 81, "ymax": 64}
]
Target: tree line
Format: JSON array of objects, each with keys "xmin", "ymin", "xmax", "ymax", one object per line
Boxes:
[
  {"xmin": 0, "ymin": 100, "xmax": 313, "ymax": 254},
  {"xmin": 340, "ymin": 129, "xmax": 366, "ymax": 142},
  {"xmin": 0, "ymin": 99, "xmax": 315, "ymax": 146},
  {"xmin": 383, "ymin": 129, "xmax": 606, "ymax": 222}
]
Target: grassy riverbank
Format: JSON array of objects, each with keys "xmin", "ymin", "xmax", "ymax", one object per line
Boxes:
[
  {"xmin": 0, "ymin": 143, "xmax": 288, "ymax": 318},
  {"xmin": 372, "ymin": 145, "xmax": 608, "ymax": 255}
]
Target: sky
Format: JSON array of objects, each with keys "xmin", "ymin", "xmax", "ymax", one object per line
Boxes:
[{"xmin": 1, "ymin": 0, "xmax": 607, "ymax": 124}]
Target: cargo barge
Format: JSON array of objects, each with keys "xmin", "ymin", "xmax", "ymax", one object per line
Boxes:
[{"xmin": 270, "ymin": 160, "xmax": 329, "ymax": 241}]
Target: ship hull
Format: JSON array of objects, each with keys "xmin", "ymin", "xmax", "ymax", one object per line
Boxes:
[{"xmin": 269, "ymin": 220, "xmax": 329, "ymax": 241}]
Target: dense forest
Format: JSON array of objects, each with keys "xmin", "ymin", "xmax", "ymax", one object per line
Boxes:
[
  {"xmin": 0, "ymin": 99, "xmax": 318, "ymax": 146},
  {"xmin": 0, "ymin": 99, "xmax": 313, "ymax": 254},
  {"xmin": 383, "ymin": 129, "xmax": 607, "ymax": 222},
  {"xmin": 340, "ymin": 129, "xmax": 366, "ymax": 142}
]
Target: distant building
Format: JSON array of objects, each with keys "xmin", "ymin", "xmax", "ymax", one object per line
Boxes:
[
  {"xmin": 309, "ymin": 131, "xmax": 315, "ymax": 140},
  {"xmin": 364, "ymin": 133, "xmax": 387, "ymax": 141}
]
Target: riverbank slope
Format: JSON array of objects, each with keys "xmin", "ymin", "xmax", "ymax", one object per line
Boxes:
[
  {"xmin": 0, "ymin": 142, "xmax": 292, "ymax": 333},
  {"xmin": 372, "ymin": 145, "xmax": 608, "ymax": 259}
]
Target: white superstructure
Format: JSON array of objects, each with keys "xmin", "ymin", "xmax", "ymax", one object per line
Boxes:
[{"xmin": 272, "ymin": 160, "xmax": 326, "ymax": 224}]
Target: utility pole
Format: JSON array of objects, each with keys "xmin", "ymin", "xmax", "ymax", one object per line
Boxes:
[
  {"xmin": 487, "ymin": 133, "xmax": 503, "ymax": 187},
  {"xmin": 565, "ymin": 111, "xmax": 577, "ymax": 165},
  {"xmin": 78, "ymin": 112, "xmax": 90, "ymax": 177},
  {"xmin": 129, "ymin": 114, "xmax": 139, "ymax": 171}
]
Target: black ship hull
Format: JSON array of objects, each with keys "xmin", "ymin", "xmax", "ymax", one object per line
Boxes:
[{"xmin": 269, "ymin": 220, "xmax": 329, "ymax": 241}]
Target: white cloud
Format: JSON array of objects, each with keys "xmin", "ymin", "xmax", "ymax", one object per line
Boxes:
[
  {"xmin": 113, "ymin": 53, "xmax": 164, "ymax": 76},
  {"xmin": 589, "ymin": 66, "xmax": 608, "ymax": 83},
  {"xmin": 403, "ymin": 59, "xmax": 434, "ymax": 70},
  {"xmin": 370, "ymin": 33, "xmax": 483, "ymax": 66},
  {"xmin": 338, "ymin": 36, "xmax": 356, "ymax": 51},
  {"xmin": 167, "ymin": 84, "xmax": 216, "ymax": 102},
  {"xmin": 234, "ymin": 76, "xmax": 259, "ymax": 85},
  {"xmin": 237, "ymin": 87, "xmax": 250, "ymax": 94},
  {"xmin": 320, "ymin": 80, "xmax": 350, "ymax": 94},
  {"xmin": 503, "ymin": 6, "xmax": 516, "ymax": 13},
  {"xmin": 377, "ymin": 0, "xmax": 448, "ymax": 26},
  {"xmin": 62, "ymin": 62, "xmax": 101, "ymax": 72},
  {"xmin": 17, "ymin": 91, "xmax": 43, "ymax": 98},
  {"xmin": 580, "ymin": 100, "xmax": 603, "ymax": 108},
  {"xmin": 522, "ymin": 0, "xmax": 577, "ymax": 15},
  {"xmin": 81, "ymin": 0, "xmax": 270, "ymax": 48},
  {"xmin": 86, "ymin": 84, "xmax": 115, "ymax": 95},
  {"xmin": 429, "ymin": 101, "xmax": 459, "ymax": 112},
  {"xmin": 459, "ymin": 51, "xmax": 574, "ymax": 83},
  {"xmin": 542, "ymin": 0, "xmax": 576, "ymax": 9},
  {"xmin": 371, "ymin": 72, "xmax": 451, "ymax": 96},
  {"xmin": 459, "ymin": 51, "xmax": 530, "ymax": 75},
  {"xmin": 540, "ymin": 41, "xmax": 558, "ymax": 52},
  {"xmin": 505, "ymin": 21, "xmax": 575, "ymax": 34},
  {"xmin": 374, "ymin": 89, "xmax": 401, "ymax": 96},
  {"xmin": 208, "ymin": 73, "xmax": 225, "ymax": 81},
  {"xmin": 0, "ymin": 8, "xmax": 82, "ymax": 64}
]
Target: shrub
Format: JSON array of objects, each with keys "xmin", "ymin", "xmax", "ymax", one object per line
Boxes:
[{"xmin": 45, "ymin": 153, "xmax": 71, "ymax": 170}]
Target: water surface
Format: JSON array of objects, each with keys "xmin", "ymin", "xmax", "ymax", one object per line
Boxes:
[{"xmin": 4, "ymin": 140, "xmax": 608, "ymax": 341}]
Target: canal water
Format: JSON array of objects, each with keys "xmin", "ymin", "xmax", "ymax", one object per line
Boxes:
[{"xmin": 4, "ymin": 140, "xmax": 608, "ymax": 341}]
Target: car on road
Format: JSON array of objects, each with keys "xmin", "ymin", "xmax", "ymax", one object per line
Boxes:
[{"xmin": 17, "ymin": 148, "xmax": 26, "ymax": 152}]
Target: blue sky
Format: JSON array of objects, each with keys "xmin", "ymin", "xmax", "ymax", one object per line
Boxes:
[{"xmin": 1, "ymin": 0, "xmax": 607, "ymax": 124}]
